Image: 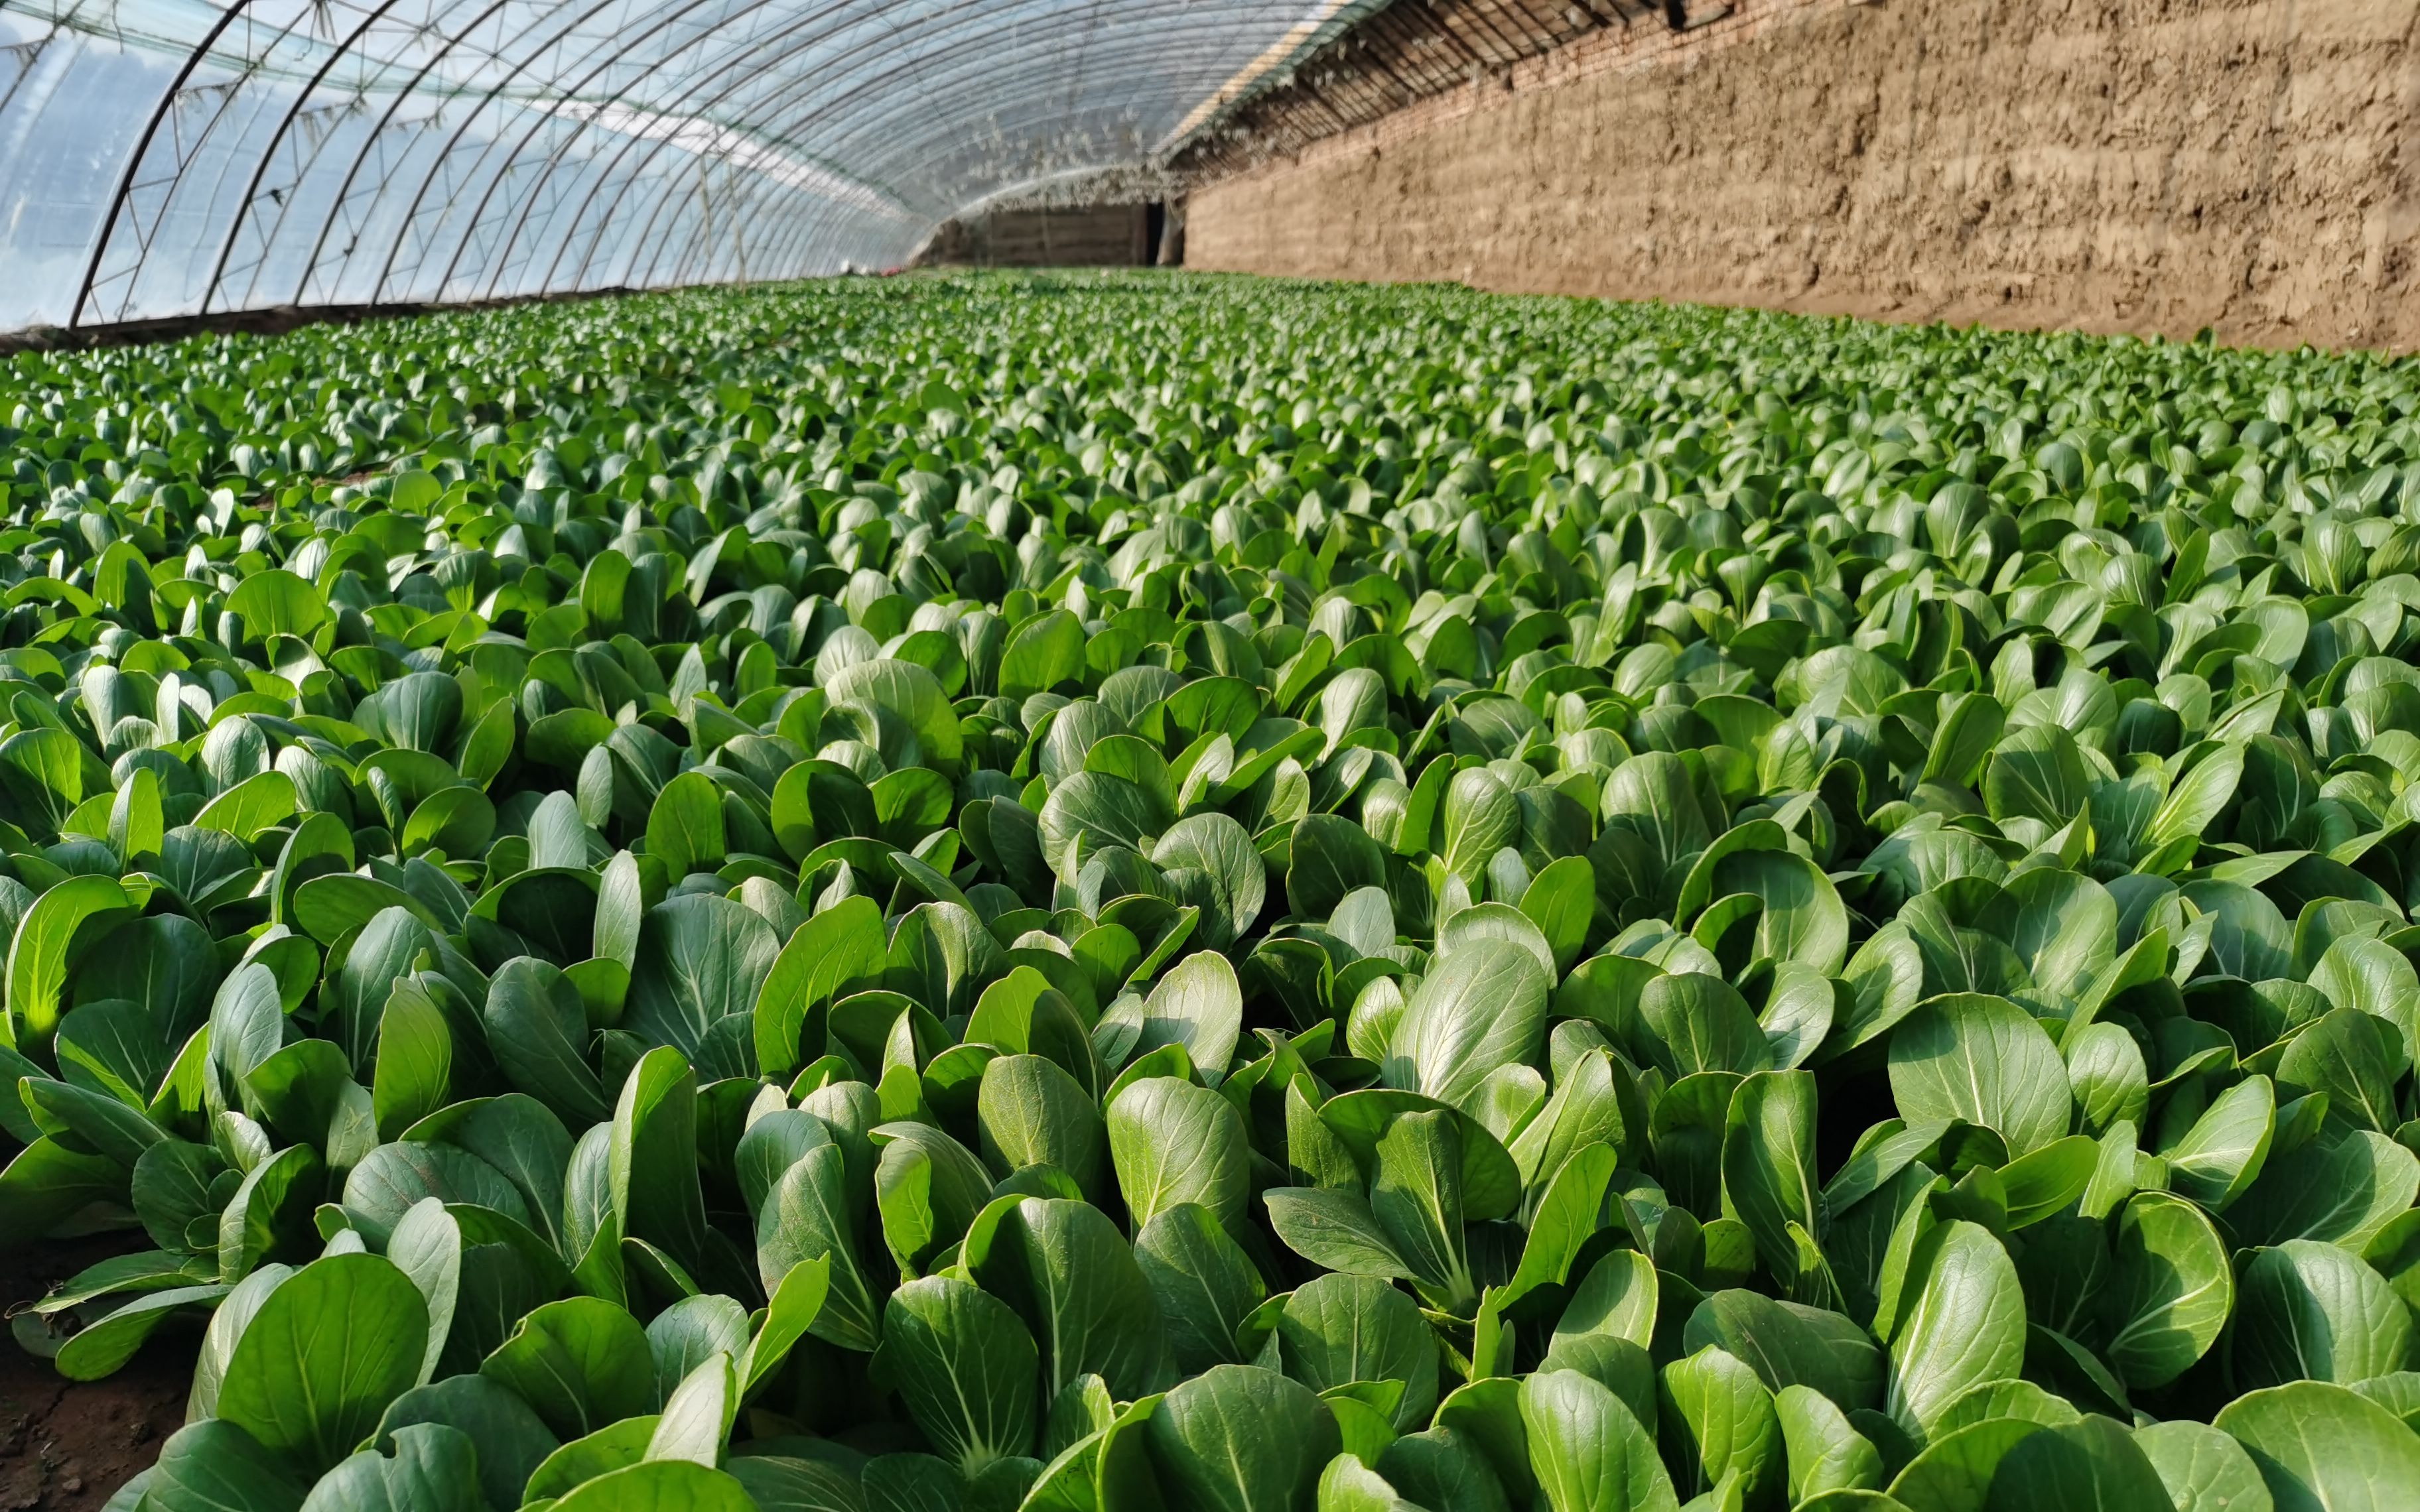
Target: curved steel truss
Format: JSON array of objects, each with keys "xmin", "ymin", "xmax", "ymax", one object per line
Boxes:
[{"xmin": 0, "ymin": 0, "xmax": 1354, "ymax": 332}]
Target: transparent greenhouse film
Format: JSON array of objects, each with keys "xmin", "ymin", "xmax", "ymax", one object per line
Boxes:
[{"xmin": 0, "ymin": 0, "xmax": 1351, "ymax": 336}]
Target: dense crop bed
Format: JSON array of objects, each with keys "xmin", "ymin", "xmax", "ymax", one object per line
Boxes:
[{"xmin": 6, "ymin": 271, "xmax": 2420, "ymax": 1511}]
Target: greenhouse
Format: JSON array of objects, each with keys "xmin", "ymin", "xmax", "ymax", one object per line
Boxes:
[
  {"xmin": 0, "ymin": 0, "xmax": 1366, "ymax": 334},
  {"xmin": 3, "ymin": 1, "xmax": 2419, "ymax": 1510}
]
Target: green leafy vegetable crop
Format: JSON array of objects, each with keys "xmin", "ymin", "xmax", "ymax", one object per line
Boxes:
[{"xmin": 6, "ymin": 270, "xmax": 2420, "ymax": 1511}]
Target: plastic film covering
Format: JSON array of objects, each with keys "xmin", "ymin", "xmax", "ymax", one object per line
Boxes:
[{"xmin": 0, "ymin": 0, "xmax": 1349, "ymax": 334}]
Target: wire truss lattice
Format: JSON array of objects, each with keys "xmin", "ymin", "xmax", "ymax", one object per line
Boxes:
[{"xmin": 0, "ymin": 0, "xmax": 1349, "ymax": 333}]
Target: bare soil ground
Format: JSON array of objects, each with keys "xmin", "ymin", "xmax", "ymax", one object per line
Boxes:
[{"xmin": 0, "ymin": 1237, "xmax": 189, "ymax": 1511}]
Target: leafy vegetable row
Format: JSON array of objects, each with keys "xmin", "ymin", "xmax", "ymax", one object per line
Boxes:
[{"xmin": 5, "ymin": 271, "xmax": 2420, "ymax": 1512}]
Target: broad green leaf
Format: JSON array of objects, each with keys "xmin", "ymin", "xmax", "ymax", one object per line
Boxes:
[
  {"xmin": 146, "ymin": 1419, "xmax": 312, "ymax": 1512},
  {"xmin": 479, "ymin": 1295, "xmax": 657, "ymax": 1440},
  {"xmin": 2099, "ymin": 1191, "xmax": 2232, "ymax": 1391},
  {"xmin": 2230, "ymin": 1130, "xmax": 2419, "ymax": 1252},
  {"xmin": 8, "ymin": 874, "xmax": 136, "ymax": 1050},
  {"xmin": 1148, "ymin": 1364, "xmax": 1340, "ymax": 1512},
  {"xmin": 1980, "ymin": 1416, "xmax": 2173, "ymax": 1512},
  {"xmin": 1110, "ymin": 1076, "xmax": 1250, "ymax": 1233},
  {"xmin": 387, "ymin": 1198, "xmax": 460, "ymax": 1385},
  {"xmin": 1002, "ymin": 611, "xmax": 1085, "ymax": 701},
  {"xmin": 1883, "ymin": 1415, "xmax": 2046, "ymax": 1511},
  {"xmin": 1132, "ymin": 951, "xmax": 1244, "ymax": 1086},
  {"xmin": 1721, "ymin": 1069, "xmax": 1821, "ymax": 1281},
  {"xmin": 644, "ymin": 770, "xmax": 727, "ymax": 876},
  {"xmin": 1292, "ymin": 812, "xmax": 1392, "ymax": 920},
  {"xmin": 1777, "ymin": 1384, "xmax": 1884, "ymax": 1502},
  {"xmin": 754, "ymin": 893, "xmax": 888, "ymax": 1078},
  {"xmin": 1277, "ymin": 1272, "xmax": 1441, "ymax": 1430},
  {"xmin": 884, "ymin": 1275, "xmax": 1041, "ymax": 1476},
  {"xmin": 2232, "ymin": 1240, "xmax": 2415, "ymax": 1389},
  {"xmin": 1557, "ymin": 1249, "xmax": 1659, "ymax": 1354},
  {"xmin": 1887, "ymin": 995, "xmax": 2070, "ymax": 1157},
  {"xmin": 2215, "ymin": 1381, "xmax": 2420, "ymax": 1512},
  {"xmin": 1384, "ymin": 938, "xmax": 1550, "ymax": 1115},
  {"xmin": 1520, "ymin": 1367, "xmax": 1678, "ymax": 1512},
  {"xmin": 756, "ymin": 1137, "xmax": 882, "ymax": 1351},
  {"xmin": 1683, "ymin": 1291, "xmax": 1885, "ymax": 1413},
  {"xmin": 1660, "ymin": 1346, "xmax": 1782, "ymax": 1505},
  {"xmin": 53, "ymin": 1280, "xmax": 231, "ymax": 1381},
  {"xmin": 218, "ymin": 1253, "xmax": 430, "ymax": 1474},
  {"xmin": 2278, "ymin": 1007, "xmax": 2406, "ymax": 1134},
  {"xmin": 372, "ymin": 1373, "xmax": 561, "ymax": 1512},
  {"xmin": 1886, "ymin": 1221, "xmax": 2027, "ymax": 1437},
  {"xmin": 1638, "ymin": 971, "xmax": 1771, "ymax": 1080},
  {"xmin": 2134, "ymin": 1419, "xmax": 2272, "ymax": 1512},
  {"xmin": 967, "ymin": 1196, "xmax": 1170, "ymax": 1401},
  {"xmin": 647, "ymin": 1353, "xmax": 734, "ymax": 1467},
  {"xmin": 612, "ymin": 1045, "xmax": 710, "ymax": 1268},
  {"xmin": 549, "ymin": 1460, "xmax": 758, "ymax": 1512},
  {"xmin": 2164, "ymin": 1075, "xmax": 2275, "ymax": 1212},
  {"xmin": 301, "ymin": 1422, "xmax": 484, "ymax": 1512},
  {"xmin": 978, "ymin": 1053, "xmax": 1108, "ymax": 1200},
  {"xmin": 372, "ymin": 981, "xmax": 453, "ymax": 1140},
  {"xmin": 624, "ymin": 894, "xmax": 779, "ymax": 1058},
  {"xmin": 875, "ymin": 1120, "xmax": 994, "ymax": 1276},
  {"xmin": 1136, "ymin": 1201, "xmax": 1267, "ymax": 1375}
]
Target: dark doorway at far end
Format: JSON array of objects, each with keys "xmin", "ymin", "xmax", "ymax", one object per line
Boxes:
[{"xmin": 915, "ymin": 202, "xmax": 1181, "ymax": 269}]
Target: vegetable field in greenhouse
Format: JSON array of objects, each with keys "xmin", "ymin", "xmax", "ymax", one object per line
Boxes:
[{"xmin": 10, "ymin": 271, "xmax": 2420, "ymax": 1512}]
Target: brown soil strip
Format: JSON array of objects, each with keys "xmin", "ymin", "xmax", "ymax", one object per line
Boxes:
[{"xmin": 0, "ymin": 1238, "xmax": 190, "ymax": 1511}]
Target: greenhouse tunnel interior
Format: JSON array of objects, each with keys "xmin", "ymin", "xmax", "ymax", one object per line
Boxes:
[
  {"xmin": 18, "ymin": 0, "xmax": 2420, "ymax": 1507},
  {"xmin": 0, "ymin": 0, "xmax": 1359, "ymax": 339},
  {"xmin": 1, "ymin": 0, "xmax": 2413, "ymax": 349}
]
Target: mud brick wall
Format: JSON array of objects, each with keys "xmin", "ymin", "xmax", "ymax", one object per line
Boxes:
[{"xmin": 1187, "ymin": 0, "xmax": 2420, "ymax": 351}]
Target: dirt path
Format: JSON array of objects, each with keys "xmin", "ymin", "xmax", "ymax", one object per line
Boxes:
[{"xmin": 0, "ymin": 1237, "xmax": 191, "ymax": 1511}]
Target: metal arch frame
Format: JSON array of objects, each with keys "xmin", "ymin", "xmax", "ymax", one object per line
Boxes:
[
  {"xmin": 53, "ymin": 0, "xmax": 1351, "ymax": 328},
  {"xmin": 358, "ymin": 0, "xmax": 806, "ymax": 304},
  {"xmin": 657, "ymin": 167, "xmax": 911, "ymax": 286},
  {"xmin": 612, "ymin": 7, "xmax": 1140, "ymax": 288},
  {"xmin": 76, "ymin": 0, "xmax": 413, "ymax": 326},
  {"xmin": 501, "ymin": 0, "xmax": 1000, "ymax": 299},
  {"xmin": 194, "ymin": 0, "xmax": 433, "ymax": 315},
  {"xmin": 68, "ymin": 0, "xmax": 257, "ymax": 327},
  {"xmin": 349, "ymin": 0, "xmax": 737, "ymax": 302},
  {"xmin": 82, "ymin": 0, "xmax": 490, "ymax": 322},
  {"xmin": 632, "ymin": 160, "xmax": 864, "ymax": 290},
  {"xmin": 409, "ymin": 0, "xmax": 857, "ymax": 303},
  {"xmin": 719, "ymin": 130, "xmax": 1093, "ymax": 283},
  {"xmin": 779, "ymin": 200, "xmax": 914, "ymax": 276},
  {"xmin": 612, "ymin": 8, "xmax": 1264, "ymax": 291},
  {"xmin": 743, "ymin": 189, "xmax": 875, "ymax": 281},
  {"xmin": 1051, "ymin": 0, "xmax": 1098, "ymax": 145},
  {"xmin": 0, "ymin": 25, "xmax": 56, "ymax": 120},
  {"xmin": 499, "ymin": 0, "xmax": 1312, "ymax": 299},
  {"xmin": 757, "ymin": 9, "xmax": 1282, "ymax": 203},
  {"xmin": 0, "ymin": 0, "xmax": 133, "ymax": 125},
  {"xmin": 717, "ymin": 53, "xmax": 1183, "ymax": 288},
  {"xmin": 212, "ymin": 0, "xmax": 555, "ymax": 310},
  {"xmin": 535, "ymin": 6, "xmax": 963, "ymax": 294},
  {"xmin": 496, "ymin": 0, "xmax": 969, "ymax": 297},
  {"xmin": 460, "ymin": 0, "xmax": 898, "ymax": 303},
  {"xmin": 630, "ymin": 21, "xmax": 1241, "ymax": 291},
  {"xmin": 760, "ymin": 199, "xmax": 919, "ymax": 281},
  {"xmin": 681, "ymin": 179, "xmax": 909, "ymax": 288},
  {"xmin": 284, "ymin": 0, "xmax": 666, "ymax": 309},
  {"xmin": 602, "ymin": 21, "xmax": 995, "ymax": 292},
  {"xmin": 722, "ymin": 196, "xmax": 892, "ymax": 288},
  {"xmin": 191, "ymin": 0, "xmax": 1278, "ymax": 312},
  {"xmin": 324, "ymin": 0, "xmax": 722, "ymax": 304}
]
